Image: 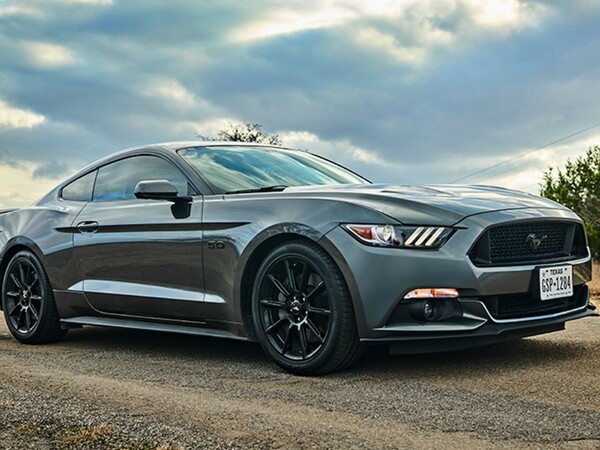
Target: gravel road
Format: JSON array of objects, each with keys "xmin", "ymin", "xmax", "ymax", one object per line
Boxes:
[{"xmin": 1, "ymin": 311, "xmax": 599, "ymax": 449}]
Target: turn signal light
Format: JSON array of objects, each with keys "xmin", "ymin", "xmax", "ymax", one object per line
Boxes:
[{"xmin": 404, "ymin": 288, "xmax": 459, "ymax": 299}]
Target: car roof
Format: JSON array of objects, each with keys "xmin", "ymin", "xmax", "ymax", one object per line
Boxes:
[
  {"xmin": 87, "ymin": 141, "xmax": 299, "ymax": 168},
  {"xmin": 151, "ymin": 141, "xmax": 297, "ymax": 152}
]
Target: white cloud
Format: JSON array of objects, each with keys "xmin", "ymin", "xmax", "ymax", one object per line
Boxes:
[
  {"xmin": 144, "ymin": 78, "xmax": 198, "ymax": 108},
  {"xmin": 231, "ymin": 0, "xmax": 415, "ymax": 42},
  {"xmin": 0, "ymin": 100, "xmax": 45, "ymax": 129},
  {"xmin": 232, "ymin": 0, "xmax": 547, "ymax": 67},
  {"xmin": 0, "ymin": 4, "xmax": 44, "ymax": 17},
  {"xmin": 353, "ymin": 27, "xmax": 428, "ymax": 65},
  {"xmin": 20, "ymin": 41, "xmax": 76, "ymax": 68},
  {"xmin": 280, "ymin": 130, "xmax": 395, "ymax": 168},
  {"xmin": 0, "ymin": 163, "xmax": 62, "ymax": 208},
  {"xmin": 471, "ymin": 133, "xmax": 600, "ymax": 193},
  {"xmin": 232, "ymin": 6, "xmax": 356, "ymax": 42},
  {"xmin": 39, "ymin": 0, "xmax": 112, "ymax": 5},
  {"xmin": 465, "ymin": 0, "xmax": 544, "ymax": 29},
  {"xmin": 188, "ymin": 117, "xmax": 235, "ymax": 138}
]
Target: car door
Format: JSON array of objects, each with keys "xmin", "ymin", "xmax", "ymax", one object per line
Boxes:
[{"xmin": 71, "ymin": 154, "xmax": 206, "ymax": 321}]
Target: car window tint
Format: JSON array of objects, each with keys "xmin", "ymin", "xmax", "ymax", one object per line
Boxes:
[
  {"xmin": 93, "ymin": 155, "xmax": 189, "ymax": 202},
  {"xmin": 61, "ymin": 170, "xmax": 96, "ymax": 202},
  {"xmin": 179, "ymin": 146, "xmax": 369, "ymax": 193}
]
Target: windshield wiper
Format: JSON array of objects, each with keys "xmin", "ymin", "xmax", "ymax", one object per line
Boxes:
[{"xmin": 224, "ymin": 185, "xmax": 288, "ymax": 195}]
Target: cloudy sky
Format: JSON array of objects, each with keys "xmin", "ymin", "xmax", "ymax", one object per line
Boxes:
[{"xmin": 1, "ymin": 0, "xmax": 600, "ymax": 207}]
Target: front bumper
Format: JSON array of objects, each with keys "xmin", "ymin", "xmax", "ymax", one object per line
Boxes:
[
  {"xmin": 320, "ymin": 208, "xmax": 597, "ymax": 346},
  {"xmin": 370, "ymin": 304, "xmax": 597, "ymax": 354}
]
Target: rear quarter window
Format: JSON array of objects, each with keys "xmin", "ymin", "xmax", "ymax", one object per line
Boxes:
[{"xmin": 61, "ymin": 171, "xmax": 97, "ymax": 202}]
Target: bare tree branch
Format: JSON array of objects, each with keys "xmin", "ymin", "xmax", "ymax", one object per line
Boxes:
[{"xmin": 197, "ymin": 120, "xmax": 282, "ymax": 145}]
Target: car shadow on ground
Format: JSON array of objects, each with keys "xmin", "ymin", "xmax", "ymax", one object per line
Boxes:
[
  {"xmin": 352, "ymin": 338, "xmax": 589, "ymax": 379},
  {"xmin": 43, "ymin": 324, "xmax": 591, "ymax": 380}
]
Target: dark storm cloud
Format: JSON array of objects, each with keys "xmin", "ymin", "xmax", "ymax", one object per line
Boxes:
[
  {"xmin": 0, "ymin": 145, "xmax": 26, "ymax": 169},
  {"xmin": 32, "ymin": 159, "xmax": 70, "ymax": 179},
  {"xmin": 1, "ymin": 0, "xmax": 599, "ymax": 190}
]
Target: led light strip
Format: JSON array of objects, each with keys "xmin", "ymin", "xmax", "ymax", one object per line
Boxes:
[
  {"xmin": 425, "ymin": 227, "xmax": 445, "ymax": 246},
  {"xmin": 406, "ymin": 227, "xmax": 446, "ymax": 247},
  {"xmin": 404, "ymin": 227, "xmax": 424, "ymax": 246},
  {"xmin": 414, "ymin": 228, "xmax": 434, "ymax": 246}
]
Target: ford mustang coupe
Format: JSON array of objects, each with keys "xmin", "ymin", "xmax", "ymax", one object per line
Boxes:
[{"xmin": 0, "ymin": 142, "xmax": 596, "ymax": 374}]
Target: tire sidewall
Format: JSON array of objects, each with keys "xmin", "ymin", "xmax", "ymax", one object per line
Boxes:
[{"xmin": 2, "ymin": 251, "xmax": 48, "ymax": 342}]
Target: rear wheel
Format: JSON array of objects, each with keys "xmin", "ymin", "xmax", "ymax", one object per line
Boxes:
[
  {"xmin": 251, "ymin": 240, "xmax": 364, "ymax": 375},
  {"xmin": 2, "ymin": 250, "xmax": 67, "ymax": 344}
]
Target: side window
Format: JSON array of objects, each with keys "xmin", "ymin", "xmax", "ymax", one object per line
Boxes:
[
  {"xmin": 61, "ymin": 171, "xmax": 97, "ymax": 202},
  {"xmin": 93, "ymin": 156, "xmax": 190, "ymax": 202}
]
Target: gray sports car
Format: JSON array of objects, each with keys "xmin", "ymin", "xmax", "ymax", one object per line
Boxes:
[{"xmin": 0, "ymin": 142, "xmax": 596, "ymax": 374}]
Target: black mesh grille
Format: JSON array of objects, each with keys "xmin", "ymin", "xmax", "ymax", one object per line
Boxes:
[
  {"xmin": 481, "ymin": 285, "xmax": 586, "ymax": 320},
  {"xmin": 489, "ymin": 222, "xmax": 568, "ymax": 262},
  {"xmin": 469, "ymin": 221, "xmax": 586, "ymax": 266}
]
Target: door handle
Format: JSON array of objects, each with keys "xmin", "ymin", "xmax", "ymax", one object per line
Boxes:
[{"xmin": 76, "ymin": 221, "xmax": 99, "ymax": 233}]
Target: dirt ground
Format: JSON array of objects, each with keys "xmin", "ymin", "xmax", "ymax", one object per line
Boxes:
[
  {"xmin": 1, "ymin": 300, "xmax": 599, "ymax": 450},
  {"xmin": 589, "ymin": 263, "xmax": 600, "ymax": 301}
]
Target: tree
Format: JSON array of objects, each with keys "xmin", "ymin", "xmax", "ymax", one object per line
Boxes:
[
  {"xmin": 540, "ymin": 146, "xmax": 600, "ymax": 258},
  {"xmin": 197, "ymin": 120, "xmax": 282, "ymax": 145}
]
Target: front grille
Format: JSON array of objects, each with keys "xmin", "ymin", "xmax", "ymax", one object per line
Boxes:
[
  {"xmin": 490, "ymin": 222, "xmax": 568, "ymax": 262},
  {"xmin": 480, "ymin": 285, "xmax": 587, "ymax": 320},
  {"xmin": 469, "ymin": 221, "xmax": 587, "ymax": 266}
]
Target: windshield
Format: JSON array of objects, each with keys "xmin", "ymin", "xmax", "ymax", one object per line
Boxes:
[{"xmin": 178, "ymin": 146, "xmax": 369, "ymax": 194}]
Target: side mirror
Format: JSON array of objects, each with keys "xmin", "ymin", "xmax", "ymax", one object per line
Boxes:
[{"xmin": 134, "ymin": 180, "xmax": 192, "ymax": 203}]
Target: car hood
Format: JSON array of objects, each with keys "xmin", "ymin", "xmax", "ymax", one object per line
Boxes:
[{"xmin": 283, "ymin": 183, "xmax": 568, "ymax": 225}]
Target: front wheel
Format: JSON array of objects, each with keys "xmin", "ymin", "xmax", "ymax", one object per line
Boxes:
[
  {"xmin": 251, "ymin": 240, "xmax": 364, "ymax": 375},
  {"xmin": 1, "ymin": 250, "xmax": 67, "ymax": 344}
]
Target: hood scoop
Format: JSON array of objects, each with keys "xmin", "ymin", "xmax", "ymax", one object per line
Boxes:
[{"xmin": 378, "ymin": 185, "xmax": 455, "ymax": 197}]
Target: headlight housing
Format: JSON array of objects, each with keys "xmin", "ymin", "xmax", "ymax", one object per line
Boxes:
[{"xmin": 342, "ymin": 224, "xmax": 454, "ymax": 249}]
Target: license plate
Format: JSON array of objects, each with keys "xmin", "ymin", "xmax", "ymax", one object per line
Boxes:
[{"xmin": 539, "ymin": 265, "xmax": 573, "ymax": 301}]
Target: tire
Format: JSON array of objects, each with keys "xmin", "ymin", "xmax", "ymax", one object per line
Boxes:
[
  {"xmin": 251, "ymin": 240, "xmax": 364, "ymax": 375},
  {"xmin": 1, "ymin": 250, "xmax": 67, "ymax": 344}
]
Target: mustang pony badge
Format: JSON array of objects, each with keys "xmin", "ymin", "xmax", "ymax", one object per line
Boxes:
[{"xmin": 526, "ymin": 233, "xmax": 548, "ymax": 250}]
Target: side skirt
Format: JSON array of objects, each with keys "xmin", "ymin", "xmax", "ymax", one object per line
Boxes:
[{"xmin": 60, "ymin": 316, "xmax": 251, "ymax": 341}]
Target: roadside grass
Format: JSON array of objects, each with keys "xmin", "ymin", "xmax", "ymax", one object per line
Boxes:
[
  {"xmin": 111, "ymin": 444, "xmax": 183, "ymax": 450},
  {"xmin": 53, "ymin": 424, "xmax": 182, "ymax": 450},
  {"xmin": 56, "ymin": 424, "xmax": 114, "ymax": 448}
]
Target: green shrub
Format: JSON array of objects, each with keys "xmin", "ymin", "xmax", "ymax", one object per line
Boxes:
[{"xmin": 541, "ymin": 146, "xmax": 600, "ymax": 259}]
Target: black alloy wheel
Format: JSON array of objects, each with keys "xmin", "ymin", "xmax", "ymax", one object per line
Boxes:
[
  {"xmin": 2, "ymin": 250, "xmax": 66, "ymax": 344},
  {"xmin": 252, "ymin": 240, "xmax": 363, "ymax": 375},
  {"xmin": 258, "ymin": 255, "xmax": 331, "ymax": 360}
]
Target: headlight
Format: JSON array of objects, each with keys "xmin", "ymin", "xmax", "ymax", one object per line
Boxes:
[{"xmin": 342, "ymin": 224, "xmax": 453, "ymax": 249}]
